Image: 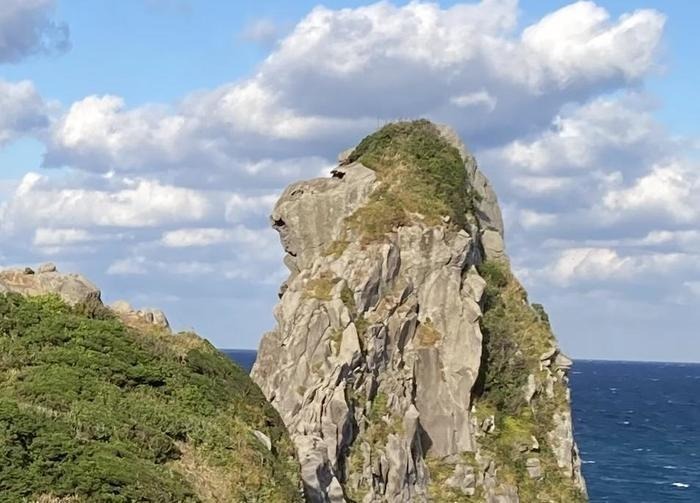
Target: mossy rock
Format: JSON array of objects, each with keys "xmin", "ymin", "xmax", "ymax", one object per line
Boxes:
[
  {"xmin": 0, "ymin": 293, "xmax": 301, "ymax": 502},
  {"xmin": 346, "ymin": 119, "xmax": 479, "ymax": 242}
]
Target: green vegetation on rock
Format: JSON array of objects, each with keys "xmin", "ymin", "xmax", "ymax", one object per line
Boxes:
[
  {"xmin": 346, "ymin": 120, "xmax": 478, "ymax": 242},
  {"xmin": 304, "ymin": 273, "xmax": 340, "ymax": 301},
  {"xmin": 0, "ymin": 293, "xmax": 301, "ymax": 503},
  {"xmin": 426, "ymin": 454, "xmax": 482, "ymax": 502},
  {"xmin": 474, "ymin": 261, "xmax": 586, "ymax": 502}
]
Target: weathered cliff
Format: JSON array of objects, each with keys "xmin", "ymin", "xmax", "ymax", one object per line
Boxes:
[{"xmin": 252, "ymin": 120, "xmax": 586, "ymax": 502}]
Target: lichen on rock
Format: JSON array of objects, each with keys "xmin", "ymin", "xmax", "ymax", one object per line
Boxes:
[{"xmin": 252, "ymin": 120, "xmax": 586, "ymax": 502}]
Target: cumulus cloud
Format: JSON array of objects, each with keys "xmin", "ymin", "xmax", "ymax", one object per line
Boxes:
[
  {"xmin": 518, "ymin": 209, "xmax": 557, "ymax": 229},
  {"xmin": 541, "ymin": 247, "xmax": 694, "ymax": 285},
  {"xmin": 0, "ymin": 80, "xmax": 49, "ymax": 145},
  {"xmin": 43, "ymin": 0, "xmax": 665, "ymax": 179},
  {"xmin": 5, "ymin": 1, "xmax": 696, "ymax": 354},
  {"xmin": 33, "ymin": 228, "xmax": 94, "ymax": 246},
  {"xmin": 44, "ymin": 93, "xmax": 335, "ymax": 189},
  {"xmin": 161, "ymin": 225, "xmax": 276, "ymax": 249},
  {"xmin": 257, "ymin": 0, "xmax": 663, "ymax": 143},
  {"xmin": 520, "ymin": 1, "xmax": 663, "ymax": 84},
  {"xmin": 0, "ymin": 172, "xmax": 211, "ymax": 231},
  {"xmin": 0, "ymin": 0, "xmax": 70, "ymax": 63},
  {"xmin": 493, "ymin": 95, "xmax": 668, "ymax": 175},
  {"xmin": 603, "ymin": 161, "xmax": 700, "ymax": 223},
  {"xmin": 225, "ymin": 193, "xmax": 278, "ymax": 223},
  {"xmin": 481, "ymin": 92, "xmax": 692, "ymax": 231}
]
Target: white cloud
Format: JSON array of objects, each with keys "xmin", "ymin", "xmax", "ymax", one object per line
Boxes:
[
  {"xmin": 107, "ymin": 256, "xmax": 147, "ymax": 275},
  {"xmin": 0, "ymin": 0, "xmax": 69, "ymax": 63},
  {"xmin": 161, "ymin": 225, "xmax": 275, "ymax": 249},
  {"xmin": 33, "ymin": 228, "xmax": 93, "ymax": 246},
  {"xmin": 225, "ymin": 193, "xmax": 278, "ymax": 223},
  {"xmin": 639, "ymin": 230, "xmax": 700, "ymax": 249},
  {"xmin": 47, "ymin": 95, "xmax": 196, "ymax": 172},
  {"xmin": 0, "ymin": 80, "xmax": 48, "ymax": 145},
  {"xmin": 492, "ymin": 95, "xmax": 667, "ymax": 174},
  {"xmin": 450, "ymin": 90, "xmax": 497, "ymax": 111},
  {"xmin": 0, "ymin": 172, "xmax": 211, "ymax": 231},
  {"xmin": 256, "ymin": 0, "xmax": 663, "ymax": 141},
  {"xmin": 510, "ymin": 175, "xmax": 574, "ymax": 195},
  {"xmin": 161, "ymin": 228, "xmax": 232, "ymax": 248},
  {"xmin": 43, "ymin": 1, "xmax": 665, "ymax": 179},
  {"xmin": 603, "ymin": 161, "xmax": 700, "ymax": 223},
  {"xmin": 520, "ymin": 1, "xmax": 663, "ymax": 86},
  {"xmin": 107, "ymin": 254, "xmax": 279, "ymax": 281},
  {"xmin": 518, "ymin": 209, "xmax": 557, "ymax": 229},
  {"xmin": 540, "ymin": 247, "xmax": 694, "ymax": 286}
]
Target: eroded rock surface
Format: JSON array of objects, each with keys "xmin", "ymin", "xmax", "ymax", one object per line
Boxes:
[
  {"xmin": 110, "ymin": 300, "xmax": 171, "ymax": 331},
  {"xmin": 0, "ymin": 264, "xmax": 101, "ymax": 306},
  {"xmin": 253, "ymin": 121, "xmax": 586, "ymax": 502}
]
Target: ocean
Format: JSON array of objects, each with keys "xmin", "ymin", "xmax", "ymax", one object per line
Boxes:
[
  {"xmin": 222, "ymin": 351, "xmax": 700, "ymax": 502},
  {"xmin": 570, "ymin": 360, "xmax": 700, "ymax": 502}
]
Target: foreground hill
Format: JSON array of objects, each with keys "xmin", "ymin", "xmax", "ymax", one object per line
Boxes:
[
  {"xmin": 0, "ymin": 267, "xmax": 301, "ymax": 502},
  {"xmin": 253, "ymin": 120, "xmax": 587, "ymax": 502}
]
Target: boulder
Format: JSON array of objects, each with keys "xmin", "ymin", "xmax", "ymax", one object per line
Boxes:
[{"xmin": 0, "ymin": 266, "xmax": 100, "ymax": 306}]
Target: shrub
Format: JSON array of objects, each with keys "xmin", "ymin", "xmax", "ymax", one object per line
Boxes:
[{"xmin": 0, "ymin": 294, "xmax": 301, "ymax": 502}]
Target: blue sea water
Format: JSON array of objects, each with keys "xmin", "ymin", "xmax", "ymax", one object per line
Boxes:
[
  {"xmin": 222, "ymin": 351, "xmax": 700, "ymax": 503},
  {"xmin": 570, "ymin": 360, "xmax": 700, "ymax": 502},
  {"xmin": 223, "ymin": 349, "xmax": 257, "ymax": 373}
]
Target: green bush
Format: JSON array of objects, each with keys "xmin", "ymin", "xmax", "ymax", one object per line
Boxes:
[{"xmin": 0, "ymin": 293, "xmax": 301, "ymax": 502}]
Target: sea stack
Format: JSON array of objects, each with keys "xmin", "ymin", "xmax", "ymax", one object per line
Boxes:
[{"xmin": 252, "ymin": 120, "xmax": 587, "ymax": 502}]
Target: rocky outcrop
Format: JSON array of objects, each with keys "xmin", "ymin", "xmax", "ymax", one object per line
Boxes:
[
  {"xmin": 0, "ymin": 264, "xmax": 100, "ymax": 306},
  {"xmin": 110, "ymin": 300, "xmax": 171, "ymax": 331},
  {"xmin": 253, "ymin": 121, "xmax": 586, "ymax": 502},
  {"xmin": 0, "ymin": 264, "xmax": 169, "ymax": 332}
]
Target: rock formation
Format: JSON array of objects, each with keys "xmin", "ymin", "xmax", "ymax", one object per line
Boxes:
[
  {"xmin": 0, "ymin": 263, "xmax": 100, "ymax": 306},
  {"xmin": 253, "ymin": 120, "xmax": 586, "ymax": 502}
]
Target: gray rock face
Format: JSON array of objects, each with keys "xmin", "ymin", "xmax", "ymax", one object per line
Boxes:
[
  {"xmin": 0, "ymin": 265, "xmax": 101, "ymax": 306},
  {"xmin": 253, "ymin": 123, "xmax": 586, "ymax": 502},
  {"xmin": 434, "ymin": 124, "xmax": 505, "ymax": 262}
]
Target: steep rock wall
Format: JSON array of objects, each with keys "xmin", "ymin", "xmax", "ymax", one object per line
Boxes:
[{"xmin": 253, "ymin": 121, "xmax": 586, "ymax": 502}]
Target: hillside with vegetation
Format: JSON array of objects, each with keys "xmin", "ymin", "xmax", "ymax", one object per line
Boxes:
[{"xmin": 0, "ymin": 291, "xmax": 301, "ymax": 502}]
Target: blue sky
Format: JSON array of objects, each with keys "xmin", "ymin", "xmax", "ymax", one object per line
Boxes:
[{"xmin": 1, "ymin": 0, "xmax": 698, "ymax": 361}]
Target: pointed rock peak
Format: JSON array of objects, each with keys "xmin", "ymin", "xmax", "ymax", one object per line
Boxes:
[{"xmin": 253, "ymin": 121, "xmax": 586, "ymax": 502}]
